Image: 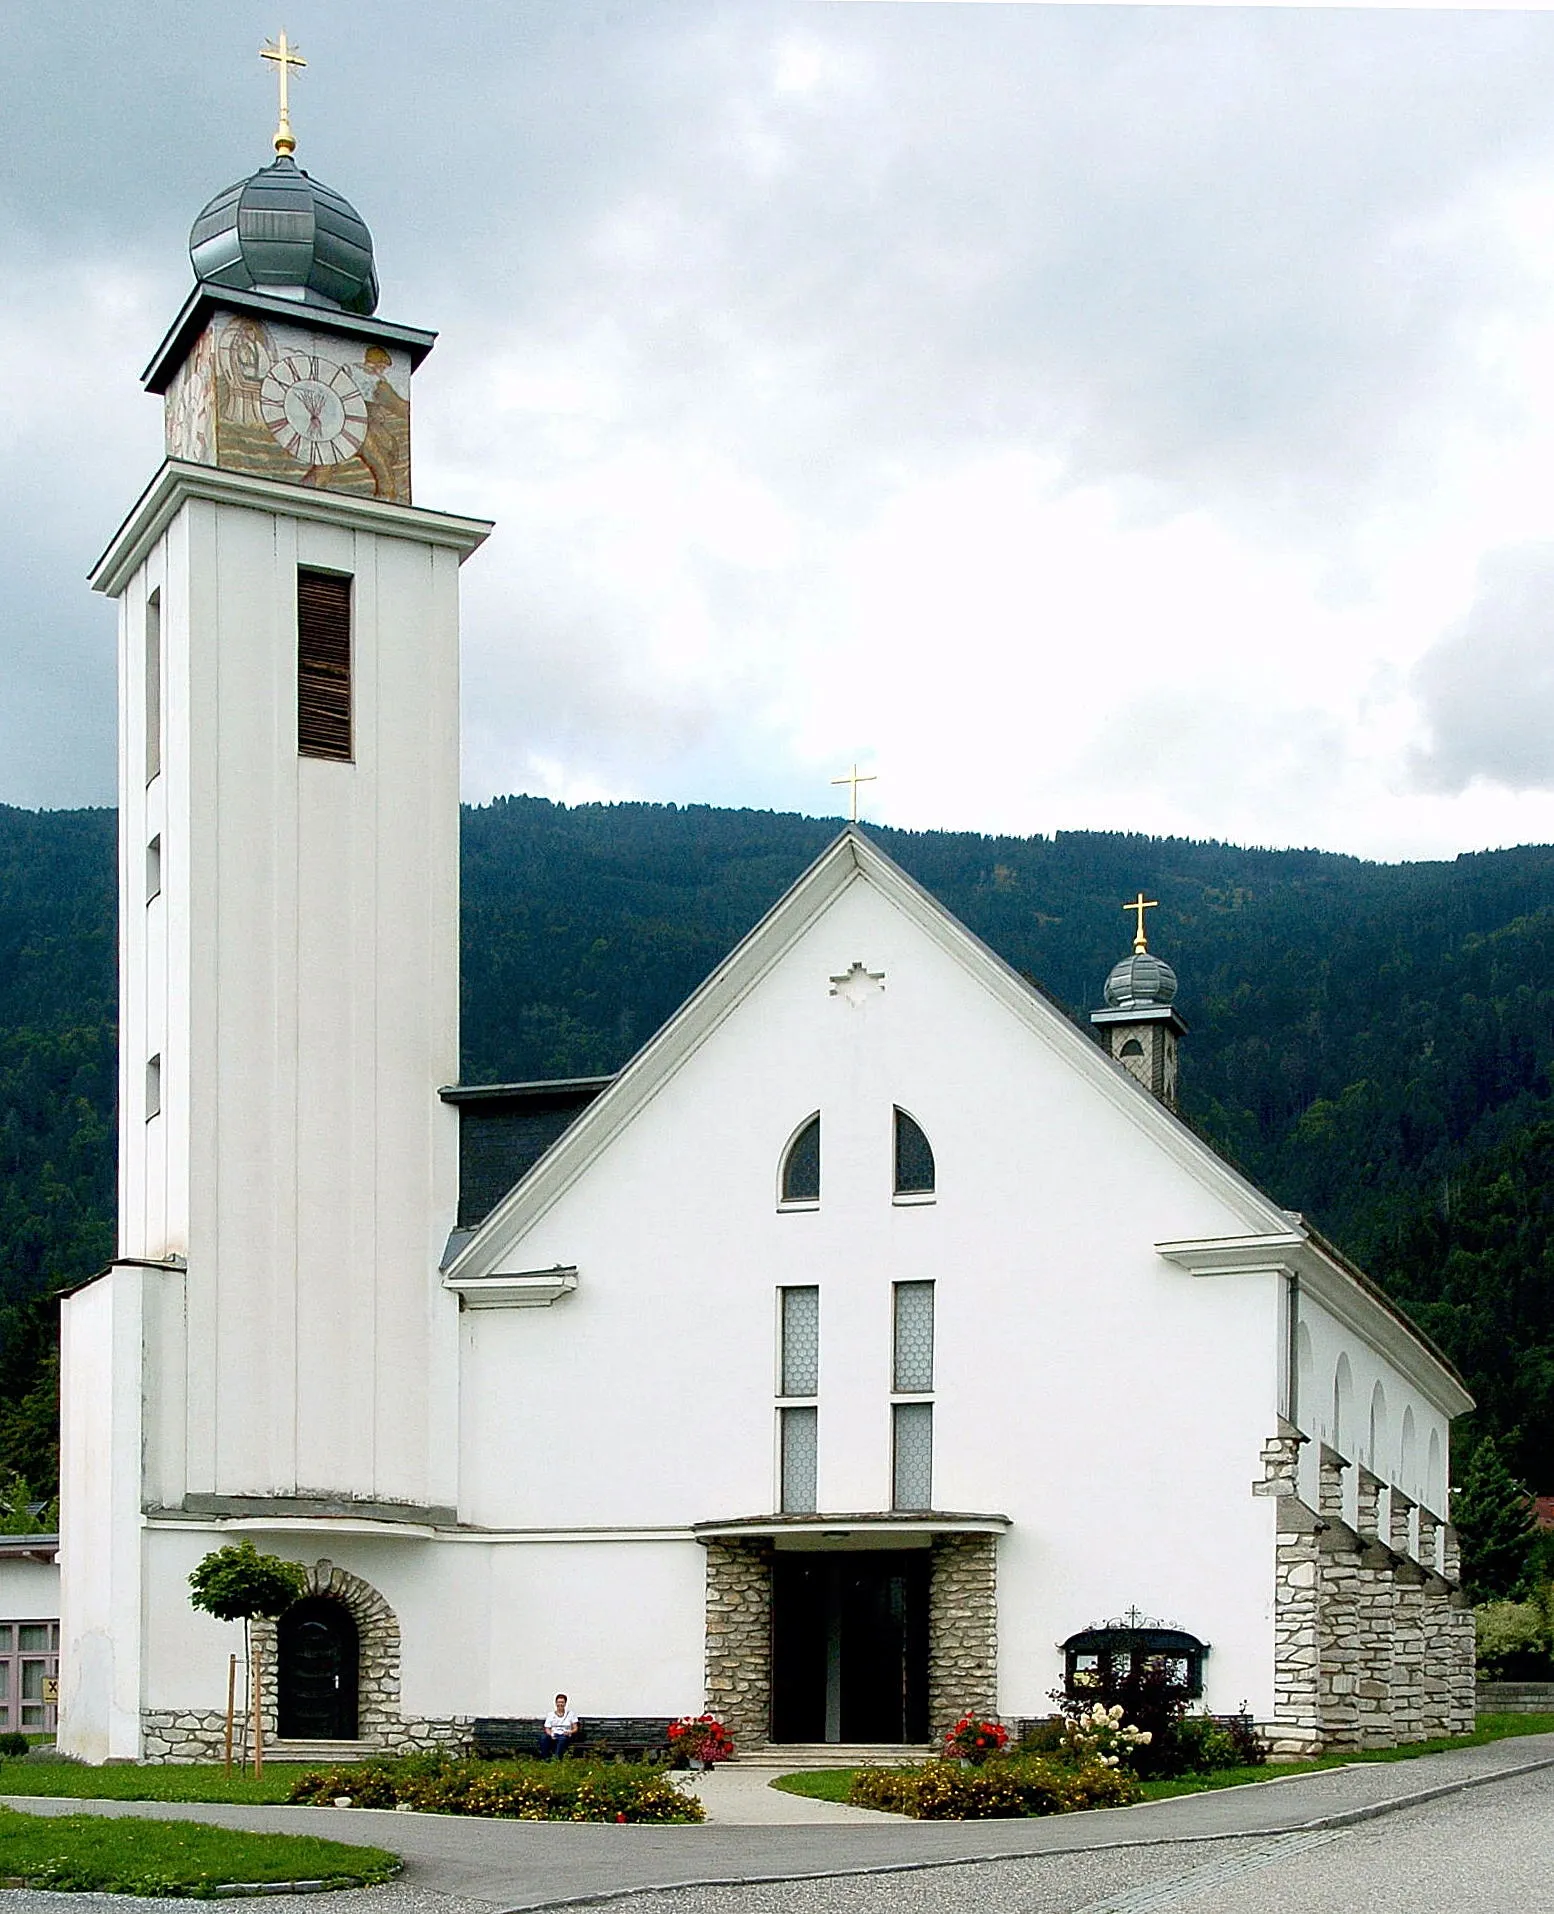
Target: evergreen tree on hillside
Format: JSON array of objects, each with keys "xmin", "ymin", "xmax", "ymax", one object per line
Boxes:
[{"xmin": 1454, "ymin": 1435, "xmax": 1535, "ymax": 1599}]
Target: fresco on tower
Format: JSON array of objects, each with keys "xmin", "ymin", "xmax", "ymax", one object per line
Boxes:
[{"xmin": 165, "ymin": 312, "xmax": 412, "ymax": 504}]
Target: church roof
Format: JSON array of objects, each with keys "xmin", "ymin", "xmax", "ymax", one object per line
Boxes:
[
  {"xmin": 445, "ymin": 826, "xmax": 1472, "ymax": 1417},
  {"xmin": 190, "ymin": 155, "xmax": 379, "ymax": 314}
]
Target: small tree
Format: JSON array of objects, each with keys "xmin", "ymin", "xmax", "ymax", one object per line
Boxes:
[
  {"xmin": 1454, "ymin": 1435, "xmax": 1534, "ymax": 1599},
  {"xmin": 188, "ymin": 1543, "xmax": 308, "ymax": 1768}
]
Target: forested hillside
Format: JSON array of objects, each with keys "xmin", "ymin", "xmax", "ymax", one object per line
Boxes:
[{"xmin": 7, "ymin": 794, "xmax": 1554, "ymax": 1493}]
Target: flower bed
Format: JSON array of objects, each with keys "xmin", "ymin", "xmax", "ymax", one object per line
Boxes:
[
  {"xmin": 286, "ymin": 1753, "xmax": 702, "ymax": 1823},
  {"xmin": 849, "ymin": 1754, "xmax": 1138, "ymax": 1819}
]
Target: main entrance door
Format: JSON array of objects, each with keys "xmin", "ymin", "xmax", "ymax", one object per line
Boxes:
[
  {"xmin": 771, "ymin": 1550, "xmax": 929, "ymax": 1743},
  {"xmin": 277, "ymin": 1597, "xmax": 359, "ymax": 1741}
]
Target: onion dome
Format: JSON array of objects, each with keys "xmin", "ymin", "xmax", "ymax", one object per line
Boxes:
[
  {"xmin": 189, "ymin": 156, "xmax": 379, "ymax": 315},
  {"xmin": 1103, "ymin": 950, "xmax": 1179, "ymax": 1010}
]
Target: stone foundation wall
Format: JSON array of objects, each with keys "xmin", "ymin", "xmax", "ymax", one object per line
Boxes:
[
  {"xmin": 1260, "ymin": 1428, "xmax": 1474, "ymax": 1755},
  {"xmin": 927, "ymin": 1534, "xmax": 998, "ymax": 1738},
  {"xmin": 703, "ymin": 1538, "xmax": 774, "ymax": 1750}
]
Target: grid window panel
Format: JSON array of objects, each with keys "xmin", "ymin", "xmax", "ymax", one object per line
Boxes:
[
  {"xmin": 18, "ymin": 1626, "xmax": 48, "ymax": 1653},
  {"xmin": 894, "ymin": 1108, "xmax": 935, "ymax": 1195},
  {"xmin": 781, "ymin": 1286, "xmax": 820, "ymax": 1397},
  {"xmin": 893, "ymin": 1402, "xmax": 933, "ymax": 1511},
  {"xmin": 780, "ymin": 1406, "xmax": 818, "ymax": 1513},
  {"xmin": 893, "ymin": 1282, "xmax": 935, "ymax": 1393},
  {"xmin": 781, "ymin": 1115, "xmax": 821, "ymax": 1203}
]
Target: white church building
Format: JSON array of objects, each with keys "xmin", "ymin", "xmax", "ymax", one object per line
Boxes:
[{"xmin": 58, "ymin": 95, "xmax": 1475, "ymax": 1766}]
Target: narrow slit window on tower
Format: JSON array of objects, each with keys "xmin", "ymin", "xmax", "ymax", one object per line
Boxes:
[
  {"xmin": 146, "ymin": 835, "xmax": 162, "ymax": 904},
  {"xmin": 893, "ymin": 1107, "xmax": 935, "ymax": 1197},
  {"xmin": 144, "ymin": 590, "xmax": 162, "ymax": 784},
  {"xmin": 780, "ymin": 1113, "xmax": 821, "ymax": 1205},
  {"xmin": 297, "ymin": 569, "xmax": 353, "ymax": 761},
  {"xmin": 145, "ymin": 1054, "xmax": 161, "ymax": 1122}
]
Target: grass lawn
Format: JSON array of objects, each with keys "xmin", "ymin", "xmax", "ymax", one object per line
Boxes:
[
  {"xmin": 0, "ymin": 1760, "xmax": 325, "ymax": 1806},
  {"xmin": 0, "ymin": 1805, "xmax": 398, "ymax": 1896},
  {"xmin": 772, "ymin": 1713, "xmax": 1554, "ymax": 1809}
]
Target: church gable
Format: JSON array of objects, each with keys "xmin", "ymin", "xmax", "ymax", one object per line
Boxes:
[{"xmin": 448, "ymin": 827, "xmax": 1289, "ymax": 1291}]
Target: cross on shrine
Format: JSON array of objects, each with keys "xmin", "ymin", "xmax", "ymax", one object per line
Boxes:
[
  {"xmin": 261, "ymin": 30, "xmax": 307, "ymax": 156},
  {"xmin": 830, "ymin": 762, "xmax": 877, "ymax": 823},
  {"xmin": 1124, "ymin": 891, "xmax": 1158, "ymax": 954}
]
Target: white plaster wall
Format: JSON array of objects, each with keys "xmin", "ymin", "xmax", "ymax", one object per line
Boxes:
[
  {"xmin": 140, "ymin": 1530, "xmax": 704, "ymax": 1724},
  {"xmin": 122, "ymin": 492, "xmax": 461, "ymax": 1516},
  {"xmin": 461, "ymin": 874, "xmax": 1287, "ymax": 1719},
  {"xmin": 58, "ymin": 1270, "xmax": 144, "ymax": 1762},
  {"xmin": 0, "ymin": 1559, "xmax": 60, "ymax": 1622},
  {"xmin": 1294, "ymin": 1289, "xmax": 1452, "ymax": 1525}
]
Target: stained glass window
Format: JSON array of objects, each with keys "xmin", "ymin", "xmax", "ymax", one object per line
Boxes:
[
  {"xmin": 781, "ymin": 1114, "xmax": 821, "ymax": 1203},
  {"xmin": 893, "ymin": 1282, "xmax": 934, "ymax": 1393},
  {"xmin": 894, "ymin": 1108, "xmax": 935, "ymax": 1196},
  {"xmin": 781, "ymin": 1286, "xmax": 820, "ymax": 1397},
  {"xmin": 893, "ymin": 1402, "xmax": 933, "ymax": 1511},
  {"xmin": 781, "ymin": 1406, "xmax": 818, "ymax": 1513}
]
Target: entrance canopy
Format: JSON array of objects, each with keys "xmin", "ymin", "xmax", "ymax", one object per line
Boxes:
[{"xmin": 694, "ymin": 1511, "xmax": 1009, "ymax": 1550}]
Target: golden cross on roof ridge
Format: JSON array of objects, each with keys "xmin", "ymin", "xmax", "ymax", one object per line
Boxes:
[
  {"xmin": 261, "ymin": 29, "xmax": 306, "ymax": 157},
  {"xmin": 1125, "ymin": 891, "xmax": 1158, "ymax": 954},
  {"xmin": 830, "ymin": 762, "xmax": 877, "ymax": 823}
]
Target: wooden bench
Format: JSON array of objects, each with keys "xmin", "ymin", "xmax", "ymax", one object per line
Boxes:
[{"xmin": 471, "ymin": 1716, "xmax": 675, "ymax": 1762}]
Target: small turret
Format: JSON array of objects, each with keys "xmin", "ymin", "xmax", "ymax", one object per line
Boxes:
[{"xmin": 1091, "ymin": 892, "xmax": 1186, "ymax": 1110}]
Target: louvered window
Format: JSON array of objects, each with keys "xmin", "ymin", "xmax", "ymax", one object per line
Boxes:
[{"xmin": 297, "ymin": 569, "xmax": 353, "ymax": 761}]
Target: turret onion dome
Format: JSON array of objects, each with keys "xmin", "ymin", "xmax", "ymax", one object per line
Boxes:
[
  {"xmin": 189, "ymin": 155, "xmax": 379, "ymax": 315},
  {"xmin": 1103, "ymin": 950, "xmax": 1179, "ymax": 1010}
]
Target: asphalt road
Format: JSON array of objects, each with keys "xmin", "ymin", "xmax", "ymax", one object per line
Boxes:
[{"xmin": 3, "ymin": 1734, "xmax": 1552, "ymax": 1913}]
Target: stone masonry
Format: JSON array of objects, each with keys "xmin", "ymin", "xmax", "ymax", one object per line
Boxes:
[
  {"xmin": 144, "ymin": 1559, "xmax": 474, "ymax": 1761},
  {"xmin": 703, "ymin": 1537, "xmax": 774, "ymax": 1751},
  {"xmin": 1260, "ymin": 1427, "xmax": 1474, "ymax": 1756},
  {"xmin": 927, "ymin": 1533, "xmax": 998, "ymax": 1739}
]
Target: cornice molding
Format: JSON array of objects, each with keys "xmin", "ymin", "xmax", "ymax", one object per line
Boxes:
[{"xmin": 91, "ymin": 460, "xmax": 492, "ymax": 597}]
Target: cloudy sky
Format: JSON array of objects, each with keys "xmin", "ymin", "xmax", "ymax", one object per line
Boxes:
[{"xmin": 11, "ymin": 2, "xmax": 1554, "ymax": 859}]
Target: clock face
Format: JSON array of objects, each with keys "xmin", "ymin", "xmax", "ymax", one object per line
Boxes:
[{"xmin": 259, "ymin": 353, "xmax": 369, "ymax": 466}]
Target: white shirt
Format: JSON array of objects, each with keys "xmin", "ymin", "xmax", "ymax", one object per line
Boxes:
[{"xmin": 545, "ymin": 1708, "xmax": 578, "ymax": 1737}]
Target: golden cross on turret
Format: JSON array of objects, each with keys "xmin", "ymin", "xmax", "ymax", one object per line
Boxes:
[
  {"xmin": 831, "ymin": 762, "xmax": 877, "ymax": 823},
  {"xmin": 261, "ymin": 30, "xmax": 307, "ymax": 157},
  {"xmin": 1124, "ymin": 891, "xmax": 1158, "ymax": 954}
]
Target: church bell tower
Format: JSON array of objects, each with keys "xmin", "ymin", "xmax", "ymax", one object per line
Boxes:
[
  {"xmin": 60, "ymin": 43, "xmax": 490, "ymax": 1759},
  {"xmin": 1091, "ymin": 893, "xmax": 1186, "ymax": 1110}
]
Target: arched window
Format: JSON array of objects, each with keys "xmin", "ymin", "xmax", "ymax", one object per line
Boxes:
[
  {"xmin": 1426, "ymin": 1429, "xmax": 1444, "ymax": 1517},
  {"xmin": 1062, "ymin": 1617, "xmax": 1208, "ymax": 1702},
  {"xmin": 1368, "ymin": 1382, "xmax": 1388, "ymax": 1475},
  {"xmin": 894, "ymin": 1108, "xmax": 935, "ymax": 1197},
  {"xmin": 1332, "ymin": 1354, "xmax": 1353, "ymax": 1459},
  {"xmin": 1119, "ymin": 1038, "xmax": 1144, "ymax": 1058},
  {"xmin": 780, "ymin": 1114, "xmax": 821, "ymax": 1205},
  {"xmin": 1399, "ymin": 1406, "xmax": 1417, "ymax": 1498}
]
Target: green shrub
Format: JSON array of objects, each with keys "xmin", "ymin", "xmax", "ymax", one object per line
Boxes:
[
  {"xmin": 1013, "ymin": 1716, "xmax": 1066, "ymax": 1755},
  {"xmin": 0, "ymin": 1733, "xmax": 28, "ymax": 1759},
  {"xmin": 1475, "ymin": 1598, "xmax": 1553, "ymax": 1678},
  {"xmin": 848, "ymin": 1754, "xmax": 1137, "ymax": 1820},
  {"xmin": 286, "ymin": 1754, "xmax": 701, "ymax": 1824},
  {"xmin": 1170, "ymin": 1713, "xmax": 1269, "ymax": 1773}
]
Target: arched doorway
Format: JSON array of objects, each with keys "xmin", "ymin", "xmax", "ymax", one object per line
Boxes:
[{"xmin": 277, "ymin": 1597, "xmax": 360, "ymax": 1741}]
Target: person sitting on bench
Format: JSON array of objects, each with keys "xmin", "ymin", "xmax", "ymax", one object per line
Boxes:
[{"xmin": 540, "ymin": 1693, "xmax": 580, "ymax": 1760}]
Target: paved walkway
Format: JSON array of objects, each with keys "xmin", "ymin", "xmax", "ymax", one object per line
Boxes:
[{"xmin": 4, "ymin": 1733, "xmax": 1552, "ymax": 1910}]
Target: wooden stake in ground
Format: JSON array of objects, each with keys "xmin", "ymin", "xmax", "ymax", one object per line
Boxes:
[
  {"xmin": 224, "ymin": 1654, "xmax": 236, "ymax": 1775},
  {"xmin": 252, "ymin": 1644, "xmax": 264, "ymax": 1778}
]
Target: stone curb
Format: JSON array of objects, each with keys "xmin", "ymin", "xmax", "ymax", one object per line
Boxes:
[{"xmin": 482, "ymin": 1749, "xmax": 1554, "ymax": 1914}]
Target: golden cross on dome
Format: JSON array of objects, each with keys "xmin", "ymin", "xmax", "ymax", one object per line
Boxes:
[
  {"xmin": 831, "ymin": 763, "xmax": 877, "ymax": 823},
  {"xmin": 261, "ymin": 30, "xmax": 307, "ymax": 156},
  {"xmin": 1124, "ymin": 891, "xmax": 1158, "ymax": 954}
]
